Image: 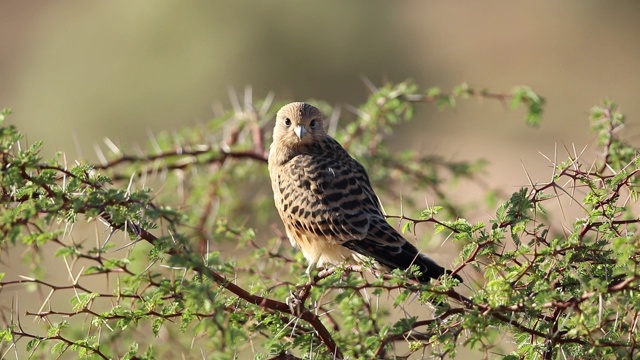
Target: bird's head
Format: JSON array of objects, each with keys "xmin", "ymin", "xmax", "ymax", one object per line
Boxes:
[{"xmin": 272, "ymin": 102, "xmax": 326, "ymax": 149}]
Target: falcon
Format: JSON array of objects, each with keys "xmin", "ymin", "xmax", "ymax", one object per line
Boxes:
[{"xmin": 268, "ymin": 102, "xmax": 461, "ymax": 283}]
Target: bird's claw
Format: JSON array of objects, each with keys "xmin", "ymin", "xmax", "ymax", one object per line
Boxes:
[{"xmin": 286, "ymin": 291, "xmax": 304, "ymax": 316}]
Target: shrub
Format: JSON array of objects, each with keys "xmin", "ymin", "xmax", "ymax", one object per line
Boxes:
[{"xmin": 1, "ymin": 82, "xmax": 638, "ymax": 359}]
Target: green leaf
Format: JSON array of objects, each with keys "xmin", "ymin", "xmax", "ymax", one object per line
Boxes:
[{"xmin": 401, "ymin": 221, "xmax": 412, "ymax": 233}]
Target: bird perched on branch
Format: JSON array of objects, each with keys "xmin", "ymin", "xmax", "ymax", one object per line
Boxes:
[{"xmin": 268, "ymin": 102, "xmax": 461, "ymax": 283}]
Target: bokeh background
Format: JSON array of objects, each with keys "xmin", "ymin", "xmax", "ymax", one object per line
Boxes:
[
  {"xmin": 1, "ymin": 1, "xmax": 640, "ymax": 357},
  {"xmin": 2, "ymin": 2, "xmax": 639, "ymax": 189}
]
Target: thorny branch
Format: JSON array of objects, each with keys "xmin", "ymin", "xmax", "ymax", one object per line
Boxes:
[{"xmin": 2, "ymin": 96, "xmax": 639, "ymax": 359}]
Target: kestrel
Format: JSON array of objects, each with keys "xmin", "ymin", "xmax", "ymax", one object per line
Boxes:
[{"xmin": 268, "ymin": 102, "xmax": 461, "ymax": 283}]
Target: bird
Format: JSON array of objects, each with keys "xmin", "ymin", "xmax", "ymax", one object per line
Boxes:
[{"xmin": 268, "ymin": 102, "xmax": 462, "ymax": 283}]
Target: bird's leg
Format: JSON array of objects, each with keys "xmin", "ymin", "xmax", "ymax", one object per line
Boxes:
[
  {"xmin": 305, "ymin": 260, "xmax": 317, "ymax": 282},
  {"xmin": 288, "ymin": 261, "xmax": 318, "ymax": 316}
]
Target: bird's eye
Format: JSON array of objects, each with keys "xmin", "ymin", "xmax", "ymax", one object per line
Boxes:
[
  {"xmin": 284, "ymin": 118, "xmax": 291, "ymax": 127},
  {"xmin": 309, "ymin": 119, "xmax": 317, "ymax": 128}
]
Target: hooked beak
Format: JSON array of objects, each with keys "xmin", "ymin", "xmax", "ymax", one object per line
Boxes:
[{"xmin": 294, "ymin": 125, "xmax": 306, "ymax": 140}]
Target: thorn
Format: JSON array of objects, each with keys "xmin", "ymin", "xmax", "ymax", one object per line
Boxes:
[
  {"xmin": 72, "ymin": 130, "xmax": 84, "ymax": 159},
  {"xmin": 520, "ymin": 161, "xmax": 535, "ymax": 188},
  {"xmin": 244, "ymin": 85, "xmax": 253, "ymax": 112},
  {"xmin": 327, "ymin": 105, "xmax": 341, "ymax": 137},
  {"xmin": 172, "ymin": 130, "xmax": 183, "ymax": 154},
  {"xmin": 125, "ymin": 173, "xmax": 135, "ymax": 197},
  {"xmin": 146, "ymin": 128, "xmax": 162, "ymax": 154},
  {"xmin": 360, "ymin": 75, "xmax": 378, "ymax": 94},
  {"xmin": 102, "ymin": 228, "xmax": 117, "ymax": 249},
  {"xmin": 94, "ymin": 144, "xmax": 107, "ymax": 166},
  {"xmin": 259, "ymin": 92, "xmax": 275, "ymax": 118},
  {"xmin": 134, "ymin": 143, "xmax": 144, "ymax": 157},
  {"xmin": 103, "ymin": 137, "xmax": 121, "ymax": 155},
  {"xmin": 228, "ymin": 87, "xmax": 241, "ymax": 116}
]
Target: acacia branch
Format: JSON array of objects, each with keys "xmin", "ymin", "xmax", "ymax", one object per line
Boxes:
[{"xmin": 100, "ymin": 213, "xmax": 344, "ymax": 359}]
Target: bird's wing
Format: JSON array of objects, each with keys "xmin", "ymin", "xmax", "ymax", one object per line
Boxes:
[
  {"xmin": 342, "ymin": 216, "xmax": 456, "ymax": 282},
  {"xmin": 273, "ymin": 147, "xmax": 404, "ymax": 248}
]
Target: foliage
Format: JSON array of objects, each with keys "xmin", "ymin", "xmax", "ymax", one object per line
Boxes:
[{"xmin": 1, "ymin": 82, "xmax": 638, "ymax": 360}]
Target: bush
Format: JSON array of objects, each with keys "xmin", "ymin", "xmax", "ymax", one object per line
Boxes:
[{"xmin": 1, "ymin": 81, "xmax": 638, "ymax": 359}]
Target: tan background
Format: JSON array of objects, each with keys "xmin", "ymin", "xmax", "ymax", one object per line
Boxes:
[
  {"xmin": 3, "ymin": 3, "xmax": 639, "ymax": 165},
  {"xmin": 1, "ymin": 1, "xmax": 639, "ymax": 358},
  {"xmin": 4, "ymin": 1, "xmax": 638, "ymax": 239}
]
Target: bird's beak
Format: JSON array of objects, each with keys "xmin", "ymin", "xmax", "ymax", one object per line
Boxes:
[{"xmin": 294, "ymin": 125, "xmax": 306, "ymax": 139}]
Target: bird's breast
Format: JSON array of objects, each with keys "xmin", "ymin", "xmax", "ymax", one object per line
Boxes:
[{"xmin": 286, "ymin": 226, "xmax": 354, "ymax": 267}]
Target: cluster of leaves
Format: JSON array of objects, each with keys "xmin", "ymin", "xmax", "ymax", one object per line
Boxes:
[{"xmin": 0, "ymin": 82, "xmax": 638, "ymax": 360}]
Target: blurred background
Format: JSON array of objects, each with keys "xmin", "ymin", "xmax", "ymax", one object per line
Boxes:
[
  {"xmin": 2, "ymin": 1, "xmax": 639, "ymax": 191},
  {"xmin": 1, "ymin": 2, "xmax": 640, "ymax": 357}
]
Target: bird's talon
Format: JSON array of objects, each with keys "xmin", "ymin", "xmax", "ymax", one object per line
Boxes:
[{"xmin": 287, "ymin": 291, "xmax": 304, "ymax": 315}]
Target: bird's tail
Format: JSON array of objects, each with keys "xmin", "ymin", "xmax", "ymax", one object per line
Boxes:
[
  {"xmin": 412, "ymin": 247, "xmax": 463, "ymax": 283},
  {"xmin": 344, "ymin": 238, "xmax": 462, "ymax": 283}
]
